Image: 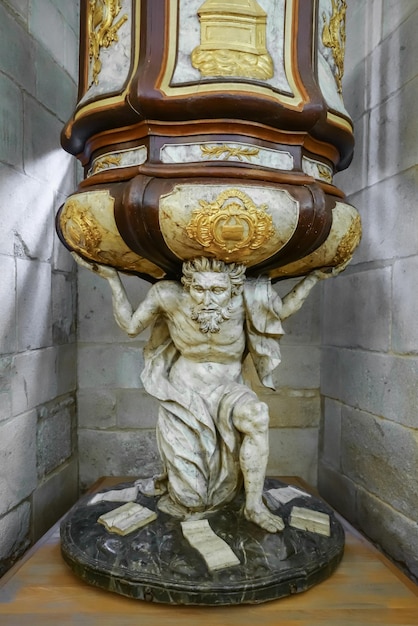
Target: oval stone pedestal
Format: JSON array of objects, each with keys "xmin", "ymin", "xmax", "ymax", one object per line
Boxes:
[{"xmin": 60, "ymin": 478, "xmax": 344, "ymax": 605}]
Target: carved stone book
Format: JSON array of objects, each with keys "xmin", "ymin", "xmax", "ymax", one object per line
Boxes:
[{"xmin": 97, "ymin": 502, "xmax": 157, "ymax": 535}]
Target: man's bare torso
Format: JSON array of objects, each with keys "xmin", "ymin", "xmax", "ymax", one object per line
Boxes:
[{"xmin": 154, "ymin": 281, "xmax": 246, "ymax": 385}]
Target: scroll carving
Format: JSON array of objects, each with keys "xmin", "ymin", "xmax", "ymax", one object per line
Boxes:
[
  {"xmin": 322, "ymin": 0, "xmax": 347, "ymax": 94},
  {"xmin": 88, "ymin": 0, "xmax": 128, "ymax": 86}
]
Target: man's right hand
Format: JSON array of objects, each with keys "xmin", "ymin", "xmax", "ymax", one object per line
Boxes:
[{"xmin": 71, "ymin": 252, "xmax": 118, "ymax": 280}]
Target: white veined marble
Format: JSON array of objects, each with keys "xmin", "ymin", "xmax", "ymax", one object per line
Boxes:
[
  {"xmin": 317, "ymin": 0, "xmax": 350, "ymax": 116},
  {"xmin": 87, "ymin": 146, "xmax": 148, "ymax": 177},
  {"xmin": 160, "ymin": 141, "xmax": 294, "ymax": 170},
  {"xmin": 302, "ymin": 156, "xmax": 333, "ymax": 182},
  {"xmin": 79, "ymin": 0, "xmax": 133, "ymax": 105}
]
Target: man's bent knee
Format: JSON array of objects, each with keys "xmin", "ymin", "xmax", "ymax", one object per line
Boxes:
[{"xmin": 233, "ymin": 399, "xmax": 269, "ymax": 435}]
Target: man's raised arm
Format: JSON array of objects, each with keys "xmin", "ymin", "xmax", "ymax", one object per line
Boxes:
[
  {"xmin": 72, "ymin": 253, "xmax": 161, "ymax": 336},
  {"xmin": 280, "ymin": 260, "xmax": 350, "ymax": 321}
]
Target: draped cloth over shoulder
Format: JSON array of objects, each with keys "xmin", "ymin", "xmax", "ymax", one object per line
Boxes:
[
  {"xmin": 243, "ymin": 277, "xmax": 284, "ymax": 390},
  {"xmin": 140, "ymin": 278, "xmax": 284, "ymax": 513}
]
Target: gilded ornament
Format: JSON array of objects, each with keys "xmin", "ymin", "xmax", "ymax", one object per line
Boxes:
[
  {"xmin": 60, "ymin": 196, "xmax": 164, "ymax": 276},
  {"xmin": 322, "ymin": 0, "xmax": 347, "ymax": 94},
  {"xmin": 333, "ymin": 212, "xmax": 362, "ymax": 265},
  {"xmin": 317, "ymin": 163, "xmax": 333, "ymax": 183},
  {"xmin": 186, "ymin": 189, "xmax": 274, "ymax": 258},
  {"xmin": 88, "ymin": 0, "xmax": 128, "ymax": 86},
  {"xmin": 91, "ymin": 154, "xmax": 122, "ymax": 174},
  {"xmin": 60, "ymin": 199, "xmax": 103, "ymax": 256},
  {"xmin": 200, "ymin": 144, "xmax": 260, "ymax": 162},
  {"xmin": 191, "ymin": 0, "xmax": 274, "ymax": 80}
]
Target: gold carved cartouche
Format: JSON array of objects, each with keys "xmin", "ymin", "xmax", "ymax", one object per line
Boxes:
[{"xmin": 186, "ymin": 189, "xmax": 274, "ymax": 259}]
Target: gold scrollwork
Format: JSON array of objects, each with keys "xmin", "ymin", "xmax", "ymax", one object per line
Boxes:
[
  {"xmin": 333, "ymin": 212, "xmax": 362, "ymax": 265},
  {"xmin": 60, "ymin": 199, "xmax": 102, "ymax": 255},
  {"xmin": 322, "ymin": 0, "xmax": 347, "ymax": 94},
  {"xmin": 317, "ymin": 164, "xmax": 333, "ymax": 183},
  {"xmin": 91, "ymin": 154, "xmax": 122, "ymax": 175},
  {"xmin": 186, "ymin": 189, "xmax": 274, "ymax": 258},
  {"xmin": 88, "ymin": 0, "xmax": 128, "ymax": 86},
  {"xmin": 200, "ymin": 144, "xmax": 260, "ymax": 162}
]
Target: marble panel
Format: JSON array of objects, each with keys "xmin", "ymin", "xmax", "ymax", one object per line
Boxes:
[
  {"xmin": 317, "ymin": 0, "xmax": 350, "ymax": 117},
  {"xmin": 161, "ymin": 142, "xmax": 293, "ymax": 170},
  {"xmin": 79, "ymin": 0, "xmax": 132, "ymax": 103},
  {"xmin": 159, "ymin": 184, "xmax": 299, "ymax": 266},
  {"xmin": 88, "ymin": 146, "xmax": 147, "ymax": 177}
]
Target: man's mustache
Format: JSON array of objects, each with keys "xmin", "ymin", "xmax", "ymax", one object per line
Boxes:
[{"xmin": 191, "ymin": 303, "xmax": 232, "ymax": 333}]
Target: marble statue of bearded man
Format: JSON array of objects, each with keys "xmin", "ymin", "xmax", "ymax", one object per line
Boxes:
[{"xmin": 73, "ymin": 254, "xmax": 336, "ymax": 533}]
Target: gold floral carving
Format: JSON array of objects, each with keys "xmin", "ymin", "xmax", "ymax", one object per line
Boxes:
[
  {"xmin": 333, "ymin": 212, "xmax": 362, "ymax": 265},
  {"xmin": 317, "ymin": 164, "xmax": 333, "ymax": 183},
  {"xmin": 186, "ymin": 189, "xmax": 274, "ymax": 257},
  {"xmin": 191, "ymin": 0, "xmax": 274, "ymax": 80},
  {"xmin": 91, "ymin": 154, "xmax": 122, "ymax": 174},
  {"xmin": 88, "ymin": 0, "xmax": 128, "ymax": 86},
  {"xmin": 322, "ymin": 0, "xmax": 347, "ymax": 94},
  {"xmin": 200, "ymin": 144, "xmax": 260, "ymax": 162}
]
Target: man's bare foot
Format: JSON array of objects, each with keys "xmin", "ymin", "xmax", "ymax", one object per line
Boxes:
[{"xmin": 244, "ymin": 503, "xmax": 285, "ymax": 533}]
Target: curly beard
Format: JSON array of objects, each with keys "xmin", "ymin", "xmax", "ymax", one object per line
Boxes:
[{"xmin": 191, "ymin": 304, "xmax": 232, "ymax": 333}]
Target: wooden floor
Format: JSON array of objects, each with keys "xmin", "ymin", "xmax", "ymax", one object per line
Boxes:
[{"xmin": 0, "ymin": 477, "xmax": 417, "ymax": 626}]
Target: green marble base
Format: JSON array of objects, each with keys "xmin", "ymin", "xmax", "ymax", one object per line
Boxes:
[{"xmin": 60, "ymin": 478, "xmax": 344, "ymax": 605}]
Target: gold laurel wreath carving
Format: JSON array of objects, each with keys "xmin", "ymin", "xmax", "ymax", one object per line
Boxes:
[
  {"xmin": 200, "ymin": 144, "xmax": 260, "ymax": 162},
  {"xmin": 91, "ymin": 154, "xmax": 122, "ymax": 175}
]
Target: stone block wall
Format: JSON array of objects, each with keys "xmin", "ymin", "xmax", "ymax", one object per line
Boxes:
[
  {"xmin": 319, "ymin": 1, "xmax": 418, "ymax": 581},
  {"xmin": 0, "ymin": 0, "xmax": 79, "ymax": 576},
  {"xmin": 76, "ymin": 270, "xmax": 322, "ymax": 491}
]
